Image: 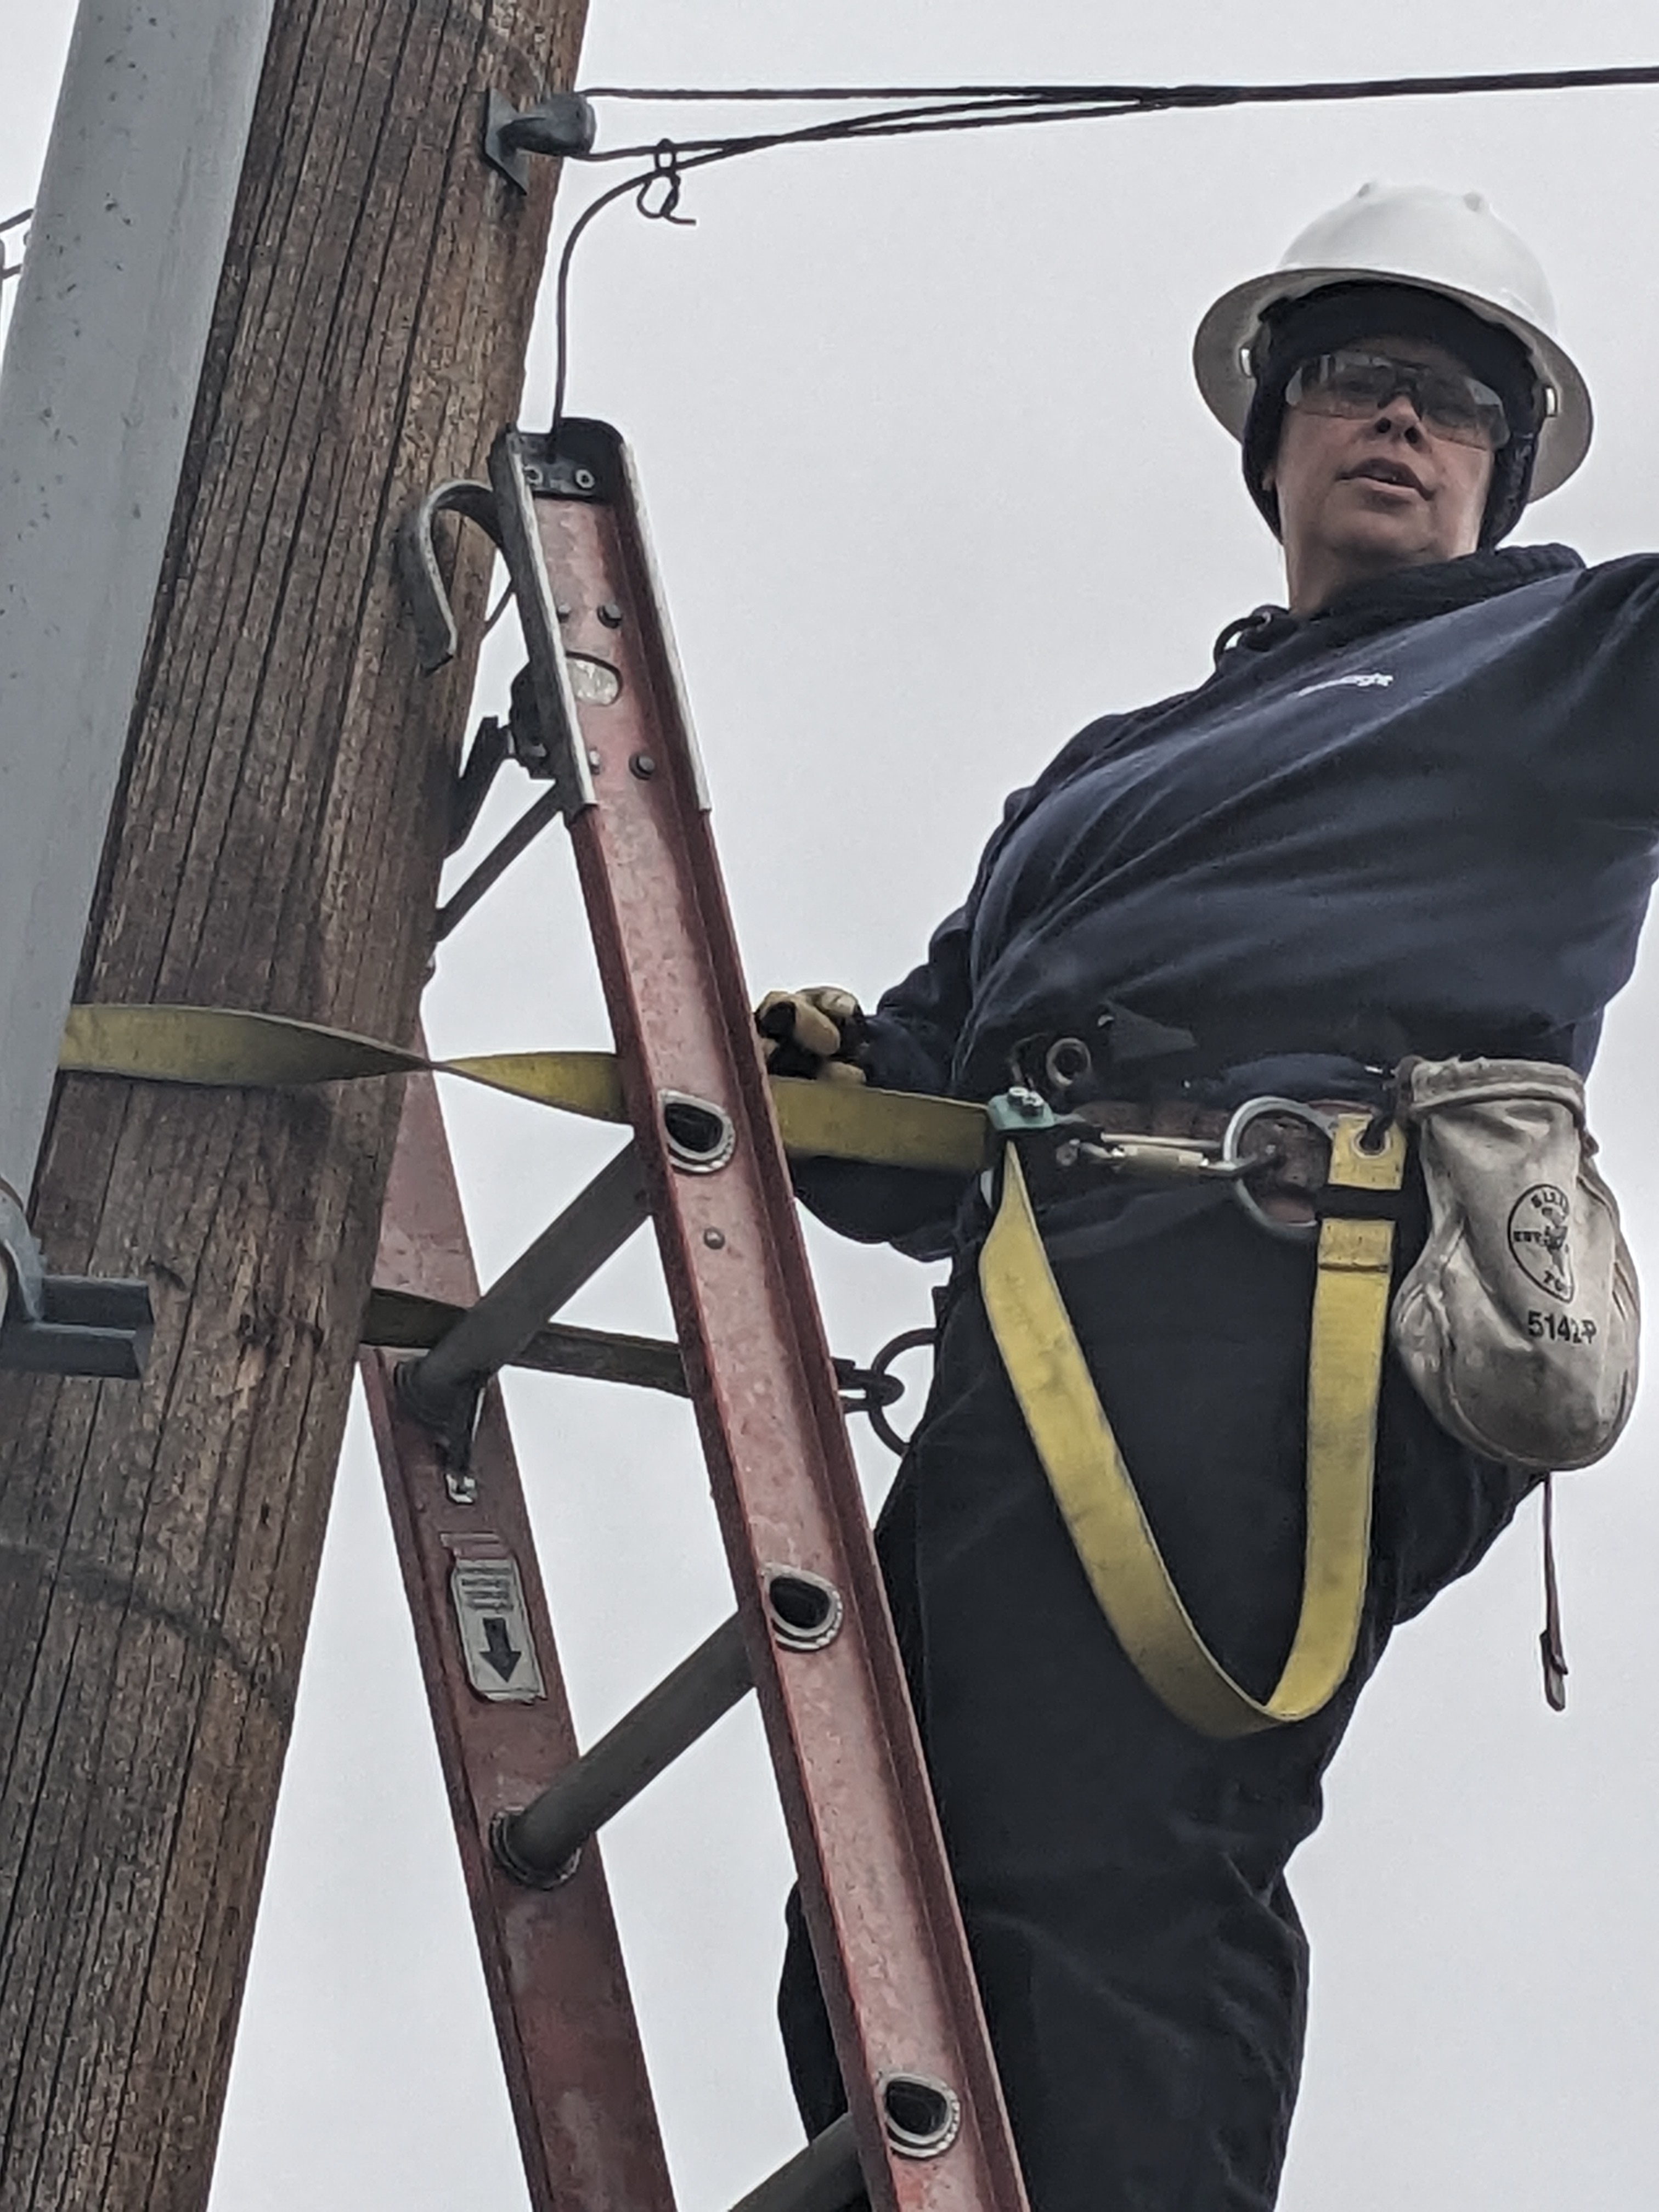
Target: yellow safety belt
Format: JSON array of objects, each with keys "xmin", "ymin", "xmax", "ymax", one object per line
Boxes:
[
  {"xmin": 58, "ymin": 1003, "xmax": 992, "ymax": 1175},
  {"xmin": 61, "ymin": 1003, "xmax": 1404, "ymax": 1736},
  {"xmin": 978, "ymin": 1120, "xmax": 1407, "ymax": 1739}
]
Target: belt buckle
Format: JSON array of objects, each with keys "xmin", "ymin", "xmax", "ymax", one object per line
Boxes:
[{"xmin": 1221, "ymin": 1096, "xmax": 1339, "ymax": 1244}]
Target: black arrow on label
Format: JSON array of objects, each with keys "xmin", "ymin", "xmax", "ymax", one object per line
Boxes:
[{"xmin": 481, "ymin": 1616, "xmax": 522, "ymax": 1681}]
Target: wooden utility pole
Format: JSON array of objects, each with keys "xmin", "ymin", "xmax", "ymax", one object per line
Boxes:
[{"xmin": 0, "ymin": 0, "xmax": 588, "ymax": 2200}]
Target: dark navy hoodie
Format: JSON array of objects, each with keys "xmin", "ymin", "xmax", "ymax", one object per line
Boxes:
[{"xmin": 795, "ymin": 543, "xmax": 1659, "ymax": 1251}]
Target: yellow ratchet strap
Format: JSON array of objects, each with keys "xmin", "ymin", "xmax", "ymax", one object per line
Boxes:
[
  {"xmin": 978, "ymin": 1117, "xmax": 1407, "ymax": 1739},
  {"xmin": 58, "ymin": 1003, "xmax": 991, "ymax": 1176}
]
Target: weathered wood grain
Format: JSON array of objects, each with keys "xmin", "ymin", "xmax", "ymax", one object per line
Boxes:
[{"xmin": 0, "ymin": 0, "xmax": 588, "ymax": 2199}]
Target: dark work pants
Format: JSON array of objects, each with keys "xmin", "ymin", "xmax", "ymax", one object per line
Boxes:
[{"xmin": 777, "ymin": 1194, "xmax": 1533, "ymax": 2212}]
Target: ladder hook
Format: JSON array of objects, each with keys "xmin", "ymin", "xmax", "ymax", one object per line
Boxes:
[{"xmin": 397, "ymin": 477, "xmax": 507, "ymax": 674}]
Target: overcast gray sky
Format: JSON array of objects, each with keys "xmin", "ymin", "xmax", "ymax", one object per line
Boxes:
[{"xmin": 8, "ymin": 6, "xmax": 1659, "ymax": 2210}]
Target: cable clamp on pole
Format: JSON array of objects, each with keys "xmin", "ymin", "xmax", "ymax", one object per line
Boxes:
[{"xmin": 482, "ymin": 91, "xmax": 598, "ymax": 191}]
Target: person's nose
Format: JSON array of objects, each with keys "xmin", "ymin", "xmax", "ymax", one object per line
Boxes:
[{"xmin": 1370, "ymin": 393, "xmax": 1427, "ymax": 444}]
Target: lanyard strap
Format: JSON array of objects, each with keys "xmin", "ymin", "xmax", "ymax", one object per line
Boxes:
[
  {"xmin": 59, "ymin": 1003, "xmax": 993, "ymax": 1173},
  {"xmin": 978, "ymin": 1117, "xmax": 1407, "ymax": 1739}
]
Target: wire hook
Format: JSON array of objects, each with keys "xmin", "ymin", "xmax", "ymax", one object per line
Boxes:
[{"xmin": 635, "ymin": 140, "xmax": 696, "ymax": 225}]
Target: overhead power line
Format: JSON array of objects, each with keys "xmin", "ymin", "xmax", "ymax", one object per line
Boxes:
[
  {"xmin": 579, "ymin": 66, "xmax": 1659, "ymax": 103},
  {"xmin": 574, "ymin": 63, "xmax": 1659, "ymax": 162},
  {"xmin": 545, "ymin": 60, "xmax": 1659, "ymax": 433}
]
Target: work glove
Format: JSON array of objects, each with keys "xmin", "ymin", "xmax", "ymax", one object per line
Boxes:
[{"xmin": 754, "ymin": 986, "xmax": 870, "ymax": 1085}]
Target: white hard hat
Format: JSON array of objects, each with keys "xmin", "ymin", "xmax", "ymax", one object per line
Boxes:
[{"xmin": 1193, "ymin": 183, "xmax": 1592, "ymax": 500}]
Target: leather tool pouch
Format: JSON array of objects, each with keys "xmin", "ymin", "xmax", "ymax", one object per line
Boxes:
[{"xmin": 1390, "ymin": 1056, "xmax": 1640, "ymax": 1471}]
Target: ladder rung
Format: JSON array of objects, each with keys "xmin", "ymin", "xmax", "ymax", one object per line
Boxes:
[
  {"xmin": 494, "ymin": 1612, "xmax": 753, "ymax": 1884},
  {"xmin": 364, "ymin": 1292, "xmax": 909, "ymax": 1425},
  {"xmin": 726, "ymin": 2116, "xmax": 861, "ymax": 2212},
  {"xmin": 364, "ymin": 1289, "xmax": 689, "ymax": 1395},
  {"xmin": 727, "ymin": 2072, "xmax": 960, "ymax": 2212},
  {"xmin": 398, "ymin": 1140, "xmax": 649, "ymax": 1439}
]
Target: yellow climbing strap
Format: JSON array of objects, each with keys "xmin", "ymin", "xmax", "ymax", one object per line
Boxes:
[
  {"xmin": 979, "ymin": 1119, "xmax": 1407, "ymax": 1739},
  {"xmin": 58, "ymin": 1003, "xmax": 991, "ymax": 1176},
  {"xmin": 61, "ymin": 1003, "xmax": 1405, "ymax": 1736}
]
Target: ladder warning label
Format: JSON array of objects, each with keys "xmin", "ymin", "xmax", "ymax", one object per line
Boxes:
[{"xmin": 449, "ymin": 1555, "xmax": 547, "ymax": 1703}]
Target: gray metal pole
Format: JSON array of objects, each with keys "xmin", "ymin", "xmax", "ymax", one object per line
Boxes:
[{"xmin": 0, "ymin": 0, "xmax": 275, "ymax": 1212}]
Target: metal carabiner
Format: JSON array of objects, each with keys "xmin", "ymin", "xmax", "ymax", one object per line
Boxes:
[{"xmin": 1060, "ymin": 1131, "xmax": 1246, "ymax": 1182}]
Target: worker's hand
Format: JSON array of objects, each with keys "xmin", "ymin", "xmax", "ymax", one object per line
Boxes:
[{"xmin": 755, "ymin": 987, "xmax": 870, "ymax": 1084}]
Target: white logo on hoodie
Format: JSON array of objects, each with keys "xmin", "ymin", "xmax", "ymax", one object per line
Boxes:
[{"xmin": 1295, "ymin": 672, "xmax": 1395, "ymax": 698}]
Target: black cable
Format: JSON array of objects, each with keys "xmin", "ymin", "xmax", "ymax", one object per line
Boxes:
[
  {"xmin": 583, "ymin": 64, "xmax": 1659, "ymax": 163},
  {"xmin": 546, "ymin": 60, "xmax": 1659, "ymax": 436},
  {"xmin": 583, "ymin": 94, "xmax": 1149, "ymax": 166},
  {"xmin": 548, "ymin": 106, "xmax": 1148, "ymax": 428},
  {"xmin": 582, "ymin": 63, "xmax": 1659, "ymax": 108},
  {"xmin": 580, "ymin": 84, "xmax": 1115, "ymax": 100},
  {"xmin": 550, "ymin": 163, "xmax": 692, "ymax": 434}
]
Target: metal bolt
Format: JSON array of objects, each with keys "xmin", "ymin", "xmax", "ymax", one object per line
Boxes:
[
  {"xmin": 597, "ymin": 601, "xmax": 623, "ymax": 628},
  {"xmin": 522, "ymin": 465, "xmax": 544, "ymax": 488},
  {"xmin": 587, "ymin": 747, "xmax": 602, "ymax": 770},
  {"xmin": 555, "ymin": 600, "xmax": 573, "ymax": 622},
  {"xmin": 573, "ymin": 467, "xmax": 596, "ymax": 492},
  {"xmin": 630, "ymin": 752, "xmax": 656, "ymax": 779},
  {"xmin": 703, "ymin": 1228, "xmax": 725, "ymax": 1250}
]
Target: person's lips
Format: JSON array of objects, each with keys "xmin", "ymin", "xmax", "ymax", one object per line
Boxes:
[{"xmin": 1342, "ymin": 456, "xmax": 1430, "ymax": 498}]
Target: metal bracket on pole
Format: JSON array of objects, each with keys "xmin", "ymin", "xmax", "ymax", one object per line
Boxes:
[
  {"xmin": 0, "ymin": 1187, "xmax": 151, "ymax": 1378},
  {"xmin": 482, "ymin": 91, "xmax": 597, "ymax": 191}
]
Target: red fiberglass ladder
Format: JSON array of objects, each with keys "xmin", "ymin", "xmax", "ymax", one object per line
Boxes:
[{"xmin": 360, "ymin": 417, "xmax": 1028, "ymax": 2212}]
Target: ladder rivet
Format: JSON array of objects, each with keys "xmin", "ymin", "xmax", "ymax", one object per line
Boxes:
[
  {"xmin": 630, "ymin": 752, "xmax": 656, "ymax": 779},
  {"xmin": 587, "ymin": 747, "xmax": 602, "ymax": 770},
  {"xmin": 597, "ymin": 600, "xmax": 624, "ymax": 628},
  {"xmin": 703, "ymin": 1228, "xmax": 725, "ymax": 1249},
  {"xmin": 555, "ymin": 600, "xmax": 573, "ymax": 622},
  {"xmin": 574, "ymin": 466, "xmax": 597, "ymax": 492}
]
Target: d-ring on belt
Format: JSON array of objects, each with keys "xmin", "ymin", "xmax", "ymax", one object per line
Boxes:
[{"xmin": 978, "ymin": 1112, "xmax": 1408, "ymax": 1739}]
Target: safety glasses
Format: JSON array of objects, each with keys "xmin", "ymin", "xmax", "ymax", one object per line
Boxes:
[{"xmin": 1283, "ymin": 350, "xmax": 1512, "ymax": 452}]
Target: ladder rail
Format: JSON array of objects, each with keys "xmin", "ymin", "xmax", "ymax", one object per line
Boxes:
[
  {"xmin": 498, "ymin": 417, "xmax": 1026, "ymax": 2212},
  {"xmin": 362, "ymin": 418, "xmax": 1028, "ymax": 2212},
  {"xmin": 360, "ymin": 1069, "xmax": 676, "ymax": 2212}
]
